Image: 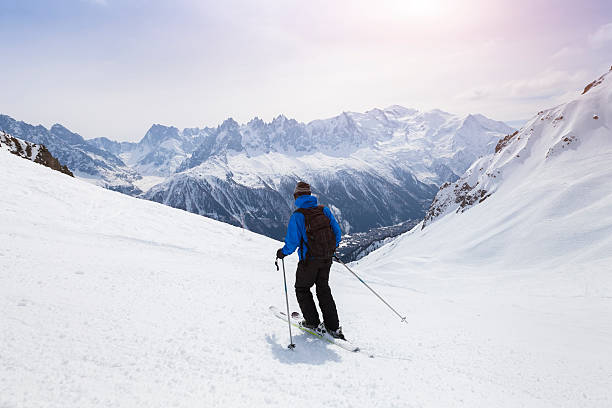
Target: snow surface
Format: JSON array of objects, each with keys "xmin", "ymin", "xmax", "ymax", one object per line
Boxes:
[{"xmin": 2, "ymin": 120, "xmax": 611, "ymax": 407}]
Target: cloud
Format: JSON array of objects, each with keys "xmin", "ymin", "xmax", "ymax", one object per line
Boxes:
[
  {"xmin": 456, "ymin": 70, "xmax": 584, "ymax": 102},
  {"xmin": 503, "ymin": 70, "xmax": 582, "ymax": 97},
  {"xmin": 550, "ymin": 46, "xmax": 581, "ymax": 60},
  {"xmin": 589, "ymin": 22, "xmax": 612, "ymax": 48},
  {"xmin": 455, "ymin": 88, "xmax": 491, "ymax": 101},
  {"xmin": 84, "ymin": 0, "xmax": 108, "ymax": 5}
]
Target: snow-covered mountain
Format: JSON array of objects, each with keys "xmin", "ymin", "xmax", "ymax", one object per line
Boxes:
[
  {"xmin": 142, "ymin": 107, "xmax": 514, "ymax": 239},
  {"xmin": 358, "ymin": 66, "xmax": 612, "ymax": 289},
  {"xmin": 422, "ymin": 66, "xmax": 612, "ymax": 231},
  {"xmin": 0, "ymin": 107, "xmax": 514, "ymax": 240},
  {"xmin": 175, "ymin": 107, "xmax": 514, "ymax": 185},
  {"xmin": 89, "ymin": 124, "xmax": 213, "ymax": 178},
  {"xmin": 0, "ymin": 115, "xmax": 141, "ymax": 194}
]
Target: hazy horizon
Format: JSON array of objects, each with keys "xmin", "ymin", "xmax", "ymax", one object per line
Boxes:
[
  {"xmin": 1, "ymin": 104, "xmax": 530, "ymax": 143},
  {"xmin": 2, "ymin": 0, "xmax": 611, "ymax": 141}
]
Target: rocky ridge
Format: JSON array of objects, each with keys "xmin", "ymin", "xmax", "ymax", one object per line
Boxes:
[
  {"xmin": 422, "ymin": 67, "xmax": 612, "ymax": 228},
  {"xmin": 0, "ymin": 131, "xmax": 73, "ymax": 176}
]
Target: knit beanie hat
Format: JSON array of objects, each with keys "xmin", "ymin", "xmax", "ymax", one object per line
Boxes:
[{"xmin": 293, "ymin": 181, "xmax": 311, "ymax": 197}]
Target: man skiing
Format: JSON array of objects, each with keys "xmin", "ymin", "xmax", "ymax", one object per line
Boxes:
[{"xmin": 275, "ymin": 181, "xmax": 344, "ymax": 339}]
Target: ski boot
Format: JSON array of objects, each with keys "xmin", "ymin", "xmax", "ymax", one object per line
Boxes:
[
  {"xmin": 300, "ymin": 319, "xmax": 320, "ymax": 330},
  {"xmin": 327, "ymin": 326, "xmax": 345, "ymax": 340}
]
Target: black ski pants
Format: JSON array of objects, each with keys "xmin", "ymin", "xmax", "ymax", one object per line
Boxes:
[{"xmin": 294, "ymin": 258, "xmax": 340, "ymax": 331}]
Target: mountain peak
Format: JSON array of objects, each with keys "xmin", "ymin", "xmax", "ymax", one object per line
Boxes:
[
  {"xmin": 49, "ymin": 123, "xmax": 86, "ymax": 145},
  {"xmin": 50, "ymin": 123, "xmax": 68, "ymax": 131},
  {"xmin": 247, "ymin": 117, "xmax": 264, "ymax": 127},
  {"xmin": 220, "ymin": 117, "xmax": 239, "ymax": 129},
  {"xmin": 140, "ymin": 124, "xmax": 180, "ymax": 147},
  {"xmin": 383, "ymin": 105, "xmax": 418, "ymax": 116},
  {"xmin": 462, "ymin": 113, "xmax": 477, "ymax": 123},
  {"xmin": 428, "ymin": 108, "xmax": 451, "ymax": 115},
  {"xmin": 149, "ymin": 123, "xmax": 178, "ymax": 131}
]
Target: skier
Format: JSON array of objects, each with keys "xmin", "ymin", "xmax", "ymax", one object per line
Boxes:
[{"xmin": 275, "ymin": 181, "xmax": 344, "ymax": 339}]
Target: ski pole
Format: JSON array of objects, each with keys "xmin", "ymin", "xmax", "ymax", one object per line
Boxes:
[
  {"xmin": 275, "ymin": 257, "xmax": 296, "ymax": 349},
  {"xmin": 333, "ymin": 255, "xmax": 407, "ymax": 324}
]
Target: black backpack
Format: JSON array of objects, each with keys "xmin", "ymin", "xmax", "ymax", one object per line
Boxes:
[{"xmin": 295, "ymin": 206, "xmax": 337, "ymax": 259}]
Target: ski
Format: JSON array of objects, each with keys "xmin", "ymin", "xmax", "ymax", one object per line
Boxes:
[{"xmin": 269, "ymin": 305, "xmax": 361, "ymax": 353}]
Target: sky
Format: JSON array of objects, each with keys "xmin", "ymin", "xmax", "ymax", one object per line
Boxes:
[{"xmin": 1, "ymin": 0, "xmax": 612, "ymax": 142}]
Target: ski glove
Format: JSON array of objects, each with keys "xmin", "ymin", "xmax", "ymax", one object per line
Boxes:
[{"xmin": 276, "ymin": 248, "xmax": 286, "ymax": 259}]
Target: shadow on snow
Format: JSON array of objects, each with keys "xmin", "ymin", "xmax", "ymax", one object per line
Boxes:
[{"xmin": 265, "ymin": 333, "xmax": 342, "ymax": 365}]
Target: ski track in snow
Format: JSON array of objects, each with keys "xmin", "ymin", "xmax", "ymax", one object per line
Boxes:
[{"xmin": 1, "ymin": 150, "xmax": 611, "ymax": 407}]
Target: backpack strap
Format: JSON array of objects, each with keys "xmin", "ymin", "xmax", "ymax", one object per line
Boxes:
[{"xmin": 294, "ymin": 208, "xmax": 309, "ymax": 258}]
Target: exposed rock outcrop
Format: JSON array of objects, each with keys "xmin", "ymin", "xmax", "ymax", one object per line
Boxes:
[
  {"xmin": 582, "ymin": 66, "xmax": 612, "ymax": 95},
  {"xmin": 0, "ymin": 131, "xmax": 73, "ymax": 176},
  {"xmin": 495, "ymin": 130, "xmax": 519, "ymax": 153}
]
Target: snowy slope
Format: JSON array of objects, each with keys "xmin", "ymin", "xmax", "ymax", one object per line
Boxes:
[
  {"xmin": 3, "ymin": 114, "xmax": 611, "ymax": 407},
  {"xmin": 352, "ymin": 69, "xmax": 612, "ymax": 405},
  {"xmin": 423, "ymin": 67, "xmax": 612, "ymax": 229}
]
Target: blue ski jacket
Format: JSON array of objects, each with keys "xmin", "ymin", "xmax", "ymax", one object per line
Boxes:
[{"xmin": 281, "ymin": 195, "xmax": 342, "ymax": 261}]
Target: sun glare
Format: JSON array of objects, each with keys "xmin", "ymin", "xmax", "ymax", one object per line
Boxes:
[{"xmin": 394, "ymin": 0, "xmax": 442, "ymax": 17}]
